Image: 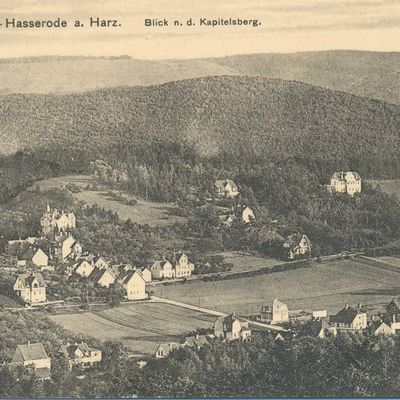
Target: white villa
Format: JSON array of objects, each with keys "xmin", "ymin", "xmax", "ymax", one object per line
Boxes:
[{"xmin": 326, "ymin": 171, "xmax": 361, "ymax": 196}]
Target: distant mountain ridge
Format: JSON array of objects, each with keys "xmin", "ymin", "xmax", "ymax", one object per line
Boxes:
[
  {"xmin": 0, "ymin": 51, "xmax": 400, "ymax": 105},
  {"xmin": 0, "ymin": 75, "xmax": 399, "ymax": 179}
]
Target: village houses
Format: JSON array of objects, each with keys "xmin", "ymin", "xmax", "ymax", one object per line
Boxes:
[
  {"xmin": 326, "ymin": 171, "xmax": 362, "ymax": 196},
  {"xmin": 13, "ymin": 272, "xmax": 46, "ymax": 305},
  {"xmin": 89, "ymin": 267, "xmax": 116, "ymax": 288},
  {"xmin": 53, "ymin": 235, "xmax": 82, "ymax": 261},
  {"xmin": 73, "ymin": 260, "xmax": 95, "ymax": 278},
  {"xmin": 215, "ymin": 179, "xmax": 240, "ymax": 199},
  {"xmin": 330, "ymin": 304, "xmax": 367, "ymax": 331},
  {"xmin": 214, "ymin": 313, "xmax": 252, "ymax": 342},
  {"xmin": 258, "ymin": 298, "xmax": 289, "ymax": 324},
  {"xmin": 150, "ymin": 260, "xmax": 175, "ymax": 279},
  {"xmin": 174, "ymin": 252, "xmax": 195, "ymax": 278},
  {"xmin": 282, "ymin": 234, "xmax": 312, "ymax": 260},
  {"xmin": 11, "ymin": 342, "xmax": 51, "ymax": 380},
  {"xmin": 120, "ymin": 270, "xmax": 147, "ymax": 300},
  {"xmin": 155, "ymin": 342, "xmax": 180, "ymax": 359},
  {"xmin": 58, "ymin": 342, "xmax": 102, "ymax": 369}
]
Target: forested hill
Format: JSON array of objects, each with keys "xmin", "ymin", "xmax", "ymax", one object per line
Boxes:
[
  {"xmin": 1, "ymin": 51, "xmax": 400, "ymax": 105},
  {"xmin": 0, "ymin": 75, "xmax": 399, "ymax": 177}
]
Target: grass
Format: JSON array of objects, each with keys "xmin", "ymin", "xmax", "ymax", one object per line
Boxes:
[
  {"xmin": 30, "ymin": 175, "xmax": 187, "ymax": 227},
  {"xmin": 368, "ymin": 179, "xmax": 400, "ymax": 200},
  {"xmin": 376, "ymin": 256, "xmax": 400, "ymax": 268},
  {"xmin": 217, "ymin": 250, "xmax": 283, "ymax": 272},
  {"xmin": 49, "ymin": 301, "xmax": 216, "ymax": 355},
  {"xmin": 153, "ymin": 258, "xmax": 400, "ymax": 316}
]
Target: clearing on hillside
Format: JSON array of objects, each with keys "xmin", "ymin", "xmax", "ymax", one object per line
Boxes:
[
  {"xmin": 49, "ymin": 301, "xmax": 216, "ymax": 355},
  {"xmin": 29, "ymin": 175, "xmax": 187, "ymax": 227},
  {"xmin": 153, "ymin": 258, "xmax": 400, "ymax": 315}
]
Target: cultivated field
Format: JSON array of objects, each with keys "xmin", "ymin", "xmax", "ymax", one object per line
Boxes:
[
  {"xmin": 368, "ymin": 179, "xmax": 400, "ymax": 200},
  {"xmin": 30, "ymin": 175, "xmax": 186, "ymax": 227},
  {"xmin": 154, "ymin": 258, "xmax": 400, "ymax": 315},
  {"xmin": 50, "ymin": 301, "xmax": 216, "ymax": 354}
]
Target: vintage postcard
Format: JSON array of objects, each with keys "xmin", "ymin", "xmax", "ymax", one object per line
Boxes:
[{"xmin": 0, "ymin": 0, "xmax": 399, "ymax": 398}]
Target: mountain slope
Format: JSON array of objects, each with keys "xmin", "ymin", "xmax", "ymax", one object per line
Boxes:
[
  {"xmin": 0, "ymin": 76, "xmax": 399, "ymax": 178},
  {"xmin": 1, "ymin": 51, "xmax": 400, "ymax": 105}
]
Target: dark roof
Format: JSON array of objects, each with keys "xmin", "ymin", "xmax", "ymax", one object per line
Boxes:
[
  {"xmin": 15, "ymin": 273, "xmax": 46, "ymax": 289},
  {"xmin": 181, "ymin": 335, "xmax": 209, "ymax": 347},
  {"xmin": 284, "ymin": 234, "xmax": 310, "ymax": 249},
  {"xmin": 59, "ymin": 342, "xmax": 99, "ymax": 359},
  {"xmin": 331, "ymin": 306, "xmax": 365, "ymax": 324},
  {"xmin": 12, "ymin": 343, "xmax": 49, "ymax": 363},
  {"xmin": 303, "ymin": 319, "xmax": 330, "ymax": 337}
]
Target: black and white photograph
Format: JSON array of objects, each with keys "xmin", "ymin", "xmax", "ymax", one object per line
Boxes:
[{"xmin": 0, "ymin": 0, "xmax": 400, "ymax": 398}]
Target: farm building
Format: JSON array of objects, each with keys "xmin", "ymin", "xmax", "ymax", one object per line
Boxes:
[
  {"xmin": 370, "ymin": 321, "xmax": 394, "ymax": 336},
  {"xmin": 17, "ymin": 247, "xmax": 49, "ymax": 269},
  {"xmin": 13, "ymin": 272, "xmax": 46, "ymax": 305},
  {"xmin": 303, "ymin": 318, "xmax": 337, "ymax": 338},
  {"xmin": 239, "ymin": 206, "xmax": 255, "ymax": 223}
]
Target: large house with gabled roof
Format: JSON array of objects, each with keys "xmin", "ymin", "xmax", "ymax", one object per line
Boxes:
[
  {"xmin": 326, "ymin": 171, "xmax": 361, "ymax": 196},
  {"xmin": 330, "ymin": 304, "xmax": 367, "ymax": 331},
  {"xmin": 214, "ymin": 313, "xmax": 251, "ymax": 342},
  {"xmin": 58, "ymin": 342, "xmax": 102, "ymax": 369},
  {"xmin": 13, "ymin": 272, "xmax": 46, "ymax": 304},
  {"xmin": 12, "ymin": 342, "xmax": 51, "ymax": 380}
]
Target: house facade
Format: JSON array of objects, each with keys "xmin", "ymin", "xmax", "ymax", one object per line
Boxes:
[
  {"xmin": 155, "ymin": 343, "xmax": 180, "ymax": 359},
  {"xmin": 73, "ymin": 260, "xmax": 95, "ymax": 278},
  {"xmin": 214, "ymin": 313, "xmax": 252, "ymax": 342},
  {"xmin": 330, "ymin": 304, "xmax": 367, "ymax": 331},
  {"xmin": 259, "ymin": 298, "xmax": 289, "ymax": 324},
  {"xmin": 59, "ymin": 342, "xmax": 102, "ymax": 369},
  {"xmin": 241, "ymin": 206, "xmax": 255, "ymax": 223},
  {"xmin": 53, "ymin": 235, "xmax": 82, "ymax": 261},
  {"xmin": 18, "ymin": 247, "xmax": 49, "ymax": 269},
  {"xmin": 89, "ymin": 267, "xmax": 116, "ymax": 288},
  {"xmin": 13, "ymin": 272, "xmax": 46, "ymax": 304},
  {"xmin": 327, "ymin": 171, "xmax": 361, "ymax": 196},
  {"xmin": 282, "ymin": 234, "xmax": 312, "ymax": 260},
  {"xmin": 215, "ymin": 179, "xmax": 239, "ymax": 199},
  {"xmin": 150, "ymin": 260, "xmax": 175, "ymax": 279},
  {"xmin": 12, "ymin": 342, "xmax": 51, "ymax": 379},
  {"xmin": 174, "ymin": 252, "xmax": 195, "ymax": 278},
  {"xmin": 121, "ymin": 270, "xmax": 146, "ymax": 300},
  {"xmin": 40, "ymin": 204, "xmax": 76, "ymax": 238}
]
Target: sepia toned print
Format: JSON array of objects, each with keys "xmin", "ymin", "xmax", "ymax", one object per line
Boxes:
[{"xmin": 0, "ymin": 0, "xmax": 400, "ymax": 398}]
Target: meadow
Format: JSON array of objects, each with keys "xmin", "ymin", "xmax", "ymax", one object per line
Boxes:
[
  {"xmin": 153, "ymin": 258, "xmax": 400, "ymax": 315},
  {"xmin": 30, "ymin": 175, "xmax": 186, "ymax": 227}
]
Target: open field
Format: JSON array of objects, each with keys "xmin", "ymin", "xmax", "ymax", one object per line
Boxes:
[
  {"xmin": 368, "ymin": 179, "xmax": 400, "ymax": 200},
  {"xmin": 218, "ymin": 250, "xmax": 283, "ymax": 272},
  {"xmin": 29, "ymin": 175, "xmax": 186, "ymax": 227},
  {"xmin": 154, "ymin": 258, "xmax": 400, "ymax": 315},
  {"xmin": 376, "ymin": 256, "xmax": 400, "ymax": 268},
  {"xmin": 49, "ymin": 301, "xmax": 216, "ymax": 355}
]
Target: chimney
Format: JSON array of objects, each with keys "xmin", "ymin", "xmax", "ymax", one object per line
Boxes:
[
  {"xmin": 393, "ymin": 314, "xmax": 396, "ymax": 324},
  {"xmin": 345, "ymin": 303, "xmax": 349, "ymax": 309},
  {"xmin": 27, "ymin": 340, "xmax": 31, "ymax": 347},
  {"xmin": 195, "ymin": 334, "xmax": 199, "ymax": 339}
]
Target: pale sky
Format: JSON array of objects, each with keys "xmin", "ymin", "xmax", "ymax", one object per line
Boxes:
[{"xmin": 0, "ymin": 0, "xmax": 399, "ymax": 59}]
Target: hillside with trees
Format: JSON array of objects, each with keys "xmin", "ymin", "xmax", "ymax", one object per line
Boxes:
[{"xmin": 1, "ymin": 51, "xmax": 400, "ymax": 106}]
